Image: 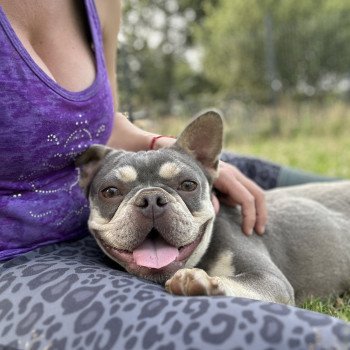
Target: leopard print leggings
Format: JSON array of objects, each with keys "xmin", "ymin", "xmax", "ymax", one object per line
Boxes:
[{"xmin": 1, "ymin": 236, "xmax": 349, "ymax": 350}]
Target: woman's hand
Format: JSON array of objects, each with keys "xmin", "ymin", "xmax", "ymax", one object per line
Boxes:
[{"xmin": 213, "ymin": 161, "xmax": 267, "ymax": 236}]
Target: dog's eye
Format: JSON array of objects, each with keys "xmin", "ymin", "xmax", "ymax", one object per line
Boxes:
[
  {"xmin": 178, "ymin": 180, "xmax": 197, "ymax": 192},
  {"xmin": 101, "ymin": 187, "xmax": 121, "ymax": 198}
]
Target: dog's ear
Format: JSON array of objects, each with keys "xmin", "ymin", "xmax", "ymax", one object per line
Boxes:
[
  {"xmin": 175, "ymin": 109, "xmax": 223, "ymax": 178},
  {"xmin": 75, "ymin": 144, "xmax": 114, "ymax": 195}
]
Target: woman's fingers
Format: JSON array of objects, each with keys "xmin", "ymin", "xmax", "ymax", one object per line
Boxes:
[{"xmin": 214, "ymin": 161, "xmax": 268, "ymax": 235}]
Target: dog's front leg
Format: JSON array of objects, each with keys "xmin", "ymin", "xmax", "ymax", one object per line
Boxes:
[{"xmin": 165, "ymin": 268, "xmax": 295, "ymax": 305}]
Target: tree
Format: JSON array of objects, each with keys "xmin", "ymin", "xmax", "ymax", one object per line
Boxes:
[
  {"xmin": 118, "ymin": 0, "xmax": 219, "ymax": 115},
  {"xmin": 196, "ymin": 0, "xmax": 350, "ymax": 101}
]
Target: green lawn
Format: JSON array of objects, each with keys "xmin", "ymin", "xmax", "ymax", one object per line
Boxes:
[{"xmin": 227, "ymin": 133, "xmax": 350, "ymax": 178}]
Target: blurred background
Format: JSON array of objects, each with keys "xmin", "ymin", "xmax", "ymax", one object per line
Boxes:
[{"xmin": 117, "ymin": 0, "xmax": 350, "ymax": 177}]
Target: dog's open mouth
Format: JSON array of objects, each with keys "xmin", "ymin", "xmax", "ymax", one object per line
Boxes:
[{"xmin": 99, "ymin": 228, "xmax": 203, "ymax": 270}]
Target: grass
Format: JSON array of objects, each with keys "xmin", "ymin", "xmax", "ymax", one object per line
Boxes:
[
  {"xmin": 140, "ymin": 99, "xmax": 350, "ymax": 178},
  {"xmin": 139, "ymin": 99, "xmax": 350, "ymax": 321},
  {"xmin": 302, "ymin": 294, "xmax": 350, "ymax": 322},
  {"xmin": 227, "ymin": 133, "xmax": 350, "ymax": 178},
  {"xmin": 222, "ymin": 100, "xmax": 350, "ymax": 178}
]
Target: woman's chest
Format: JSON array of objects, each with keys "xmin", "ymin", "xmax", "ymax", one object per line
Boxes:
[{"xmin": 0, "ymin": 0, "xmax": 96, "ymax": 92}]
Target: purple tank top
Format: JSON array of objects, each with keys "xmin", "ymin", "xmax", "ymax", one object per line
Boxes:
[{"xmin": 0, "ymin": 0, "xmax": 114, "ymax": 260}]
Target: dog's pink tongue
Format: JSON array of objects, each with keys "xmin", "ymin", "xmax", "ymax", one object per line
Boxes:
[{"xmin": 133, "ymin": 236, "xmax": 179, "ymax": 269}]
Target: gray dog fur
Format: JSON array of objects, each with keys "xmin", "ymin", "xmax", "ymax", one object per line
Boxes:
[{"xmin": 76, "ymin": 110, "xmax": 350, "ymax": 306}]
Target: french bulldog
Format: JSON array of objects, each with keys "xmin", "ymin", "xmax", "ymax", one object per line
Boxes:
[{"xmin": 76, "ymin": 110, "xmax": 350, "ymax": 305}]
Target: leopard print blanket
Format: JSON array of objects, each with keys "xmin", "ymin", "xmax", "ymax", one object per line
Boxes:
[{"xmin": 1, "ymin": 236, "xmax": 349, "ymax": 350}]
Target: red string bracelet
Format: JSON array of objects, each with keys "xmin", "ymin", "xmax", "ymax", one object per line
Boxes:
[{"xmin": 149, "ymin": 135, "xmax": 175, "ymax": 150}]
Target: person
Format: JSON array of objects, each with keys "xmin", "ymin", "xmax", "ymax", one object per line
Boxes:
[
  {"xmin": 1, "ymin": 0, "xmax": 335, "ymax": 261},
  {"xmin": 1, "ymin": 2, "xmax": 347, "ymax": 349},
  {"xmin": 0, "ymin": 0, "xmax": 269, "ymax": 261}
]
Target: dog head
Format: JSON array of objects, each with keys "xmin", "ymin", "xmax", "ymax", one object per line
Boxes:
[{"xmin": 76, "ymin": 110, "xmax": 223, "ymax": 283}]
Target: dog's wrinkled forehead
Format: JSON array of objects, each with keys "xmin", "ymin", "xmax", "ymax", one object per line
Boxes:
[
  {"xmin": 96, "ymin": 148, "xmax": 206, "ymax": 186},
  {"xmin": 77, "ymin": 110, "xmax": 223, "ymax": 196}
]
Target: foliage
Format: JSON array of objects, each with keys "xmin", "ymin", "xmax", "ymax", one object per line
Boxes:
[
  {"xmin": 119, "ymin": 0, "xmax": 217, "ymax": 114},
  {"xmin": 119, "ymin": 0, "xmax": 350, "ymax": 112},
  {"xmin": 195, "ymin": 0, "xmax": 350, "ymax": 101}
]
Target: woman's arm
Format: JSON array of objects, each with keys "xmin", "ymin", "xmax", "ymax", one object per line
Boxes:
[{"xmin": 95, "ymin": 0, "xmax": 163, "ymax": 151}]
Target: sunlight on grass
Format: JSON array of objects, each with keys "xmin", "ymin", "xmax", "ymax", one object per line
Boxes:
[{"xmin": 228, "ymin": 134, "xmax": 350, "ymax": 178}]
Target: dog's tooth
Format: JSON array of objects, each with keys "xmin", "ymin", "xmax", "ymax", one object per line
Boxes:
[
  {"xmin": 159, "ymin": 162, "xmax": 182, "ymax": 179},
  {"xmin": 115, "ymin": 165, "xmax": 138, "ymax": 183}
]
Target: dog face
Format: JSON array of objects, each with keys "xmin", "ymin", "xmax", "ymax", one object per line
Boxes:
[{"xmin": 76, "ymin": 111, "xmax": 223, "ymax": 283}]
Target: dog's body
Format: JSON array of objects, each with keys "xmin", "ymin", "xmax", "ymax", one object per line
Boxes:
[
  {"xmin": 199, "ymin": 182, "xmax": 350, "ymax": 304},
  {"xmin": 77, "ymin": 111, "xmax": 350, "ymax": 305}
]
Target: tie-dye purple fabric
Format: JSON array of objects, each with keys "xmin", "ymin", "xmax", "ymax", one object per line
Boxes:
[{"xmin": 0, "ymin": 0, "xmax": 114, "ymax": 260}]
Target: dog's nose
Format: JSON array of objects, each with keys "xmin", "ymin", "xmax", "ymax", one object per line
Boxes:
[{"xmin": 134, "ymin": 191, "xmax": 169, "ymax": 219}]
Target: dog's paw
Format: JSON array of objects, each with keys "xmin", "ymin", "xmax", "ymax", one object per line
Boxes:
[{"xmin": 165, "ymin": 268, "xmax": 226, "ymax": 296}]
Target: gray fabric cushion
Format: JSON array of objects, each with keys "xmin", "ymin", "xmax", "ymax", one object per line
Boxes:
[{"xmin": 1, "ymin": 236, "xmax": 349, "ymax": 350}]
